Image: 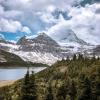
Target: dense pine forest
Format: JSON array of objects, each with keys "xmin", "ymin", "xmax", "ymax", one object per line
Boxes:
[{"xmin": 0, "ymin": 54, "xmax": 100, "ymax": 100}]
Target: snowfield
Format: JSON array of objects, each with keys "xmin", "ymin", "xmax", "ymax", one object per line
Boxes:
[{"xmin": 10, "ymin": 50, "xmax": 60, "ymax": 65}]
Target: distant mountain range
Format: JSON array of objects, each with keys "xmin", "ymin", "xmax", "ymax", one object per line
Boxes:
[{"xmin": 0, "ymin": 31, "xmax": 99, "ymax": 65}]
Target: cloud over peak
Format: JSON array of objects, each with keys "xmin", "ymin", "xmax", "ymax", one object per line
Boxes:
[{"xmin": 46, "ymin": 3, "xmax": 100, "ymax": 45}]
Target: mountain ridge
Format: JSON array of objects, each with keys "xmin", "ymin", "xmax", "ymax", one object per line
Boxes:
[{"xmin": 0, "ymin": 32, "xmax": 99, "ymax": 65}]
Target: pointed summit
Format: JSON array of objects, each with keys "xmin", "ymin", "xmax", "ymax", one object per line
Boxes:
[
  {"xmin": 38, "ymin": 32, "xmax": 47, "ymax": 36},
  {"xmin": 17, "ymin": 32, "xmax": 60, "ymax": 52},
  {"xmin": 60, "ymin": 29, "xmax": 87, "ymax": 45},
  {"xmin": 17, "ymin": 33, "xmax": 60, "ymax": 47},
  {"xmin": 33, "ymin": 32, "xmax": 59, "ymax": 47},
  {"xmin": 17, "ymin": 35, "xmax": 31, "ymax": 45}
]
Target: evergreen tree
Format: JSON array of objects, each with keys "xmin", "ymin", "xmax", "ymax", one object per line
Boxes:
[
  {"xmin": 20, "ymin": 69, "xmax": 30, "ymax": 100},
  {"xmin": 29, "ymin": 71, "xmax": 37, "ymax": 100},
  {"xmin": 66, "ymin": 56, "xmax": 70, "ymax": 62},
  {"xmin": 73, "ymin": 54, "xmax": 77, "ymax": 60},
  {"xmin": 97, "ymin": 56, "xmax": 100, "ymax": 61},
  {"xmin": 78, "ymin": 54, "xmax": 84, "ymax": 60},
  {"xmin": 56, "ymin": 85, "xmax": 66, "ymax": 100},
  {"xmin": 91, "ymin": 55, "xmax": 96, "ymax": 63},
  {"xmin": 46, "ymin": 83, "xmax": 54, "ymax": 100},
  {"xmin": 90, "ymin": 65, "xmax": 100, "ymax": 100},
  {"xmin": 69, "ymin": 80, "xmax": 77, "ymax": 100},
  {"xmin": 79, "ymin": 76, "xmax": 92, "ymax": 100},
  {"xmin": 20, "ymin": 69, "xmax": 37, "ymax": 100},
  {"xmin": 56, "ymin": 79, "xmax": 70, "ymax": 100}
]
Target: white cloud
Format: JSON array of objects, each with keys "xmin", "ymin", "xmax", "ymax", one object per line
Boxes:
[
  {"xmin": 2, "ymin": 0, "xmax": 82, "ymax": 11},
  {"xmin": 69, "ymin": 4, "xmax": 100, "ymax": 44},
  {"xmin": 38, "ymin": 11, "xmax": 56, "ymax": 24},
  {"xmin": 22, "ymin": 26, "xmax": 31, "ymax": 34},
  {"xmin": 0, "ymin": 18, "xmax": 31, "ymax": 33},
  {"xmin": 47, "ymin": 3, "xmax": 100, "ymax": 45},
  {"xmin": 0, "ymin": 5, "xmax": 22, "ymax": 19},
  {"xmin": 0, "ymin": 0, "xmax": 83, "ymax": 32}
]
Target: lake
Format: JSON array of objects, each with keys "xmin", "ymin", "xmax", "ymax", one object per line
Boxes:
[{"xmin": 0, "ymin": 67, "xmax": 46, "ymax": 80}]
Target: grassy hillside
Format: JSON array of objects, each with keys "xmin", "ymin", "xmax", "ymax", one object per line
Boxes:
[{"xmin": 0, "ymin": 55, "xmax": 100, "ymax": 100}]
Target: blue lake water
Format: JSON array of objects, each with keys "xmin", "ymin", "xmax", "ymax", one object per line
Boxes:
[{"xmin": 0, "ymin": 67, "xmax": 46, "ymax": 80}]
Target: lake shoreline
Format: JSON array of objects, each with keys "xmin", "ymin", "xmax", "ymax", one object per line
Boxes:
[
  {"xmin": 0, "ymin": 66, "xmax": 47, "ymax": 69},
  {"xmin": 0, "ymin": 62, "xmax": 49, "ymax": 68},
  {"xmin": 0, "ymin": 67, "xmax": 47, "ymax": 80},
  {"xmin": 0, "ymin": 80, "xmax": 16, "ymax": 87}
]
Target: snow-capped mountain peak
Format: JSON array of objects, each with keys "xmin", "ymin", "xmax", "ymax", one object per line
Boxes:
[
  {"xmin": 59, "ymin": 29, "xmax": 88, "ymax": 45},
  {"xmin": 47, "ymin": 28, "xmax": 88, "ymax": 47},
  {"xmin": 17, "ymin": 32, "xmax": 60, "ymax": 47}
]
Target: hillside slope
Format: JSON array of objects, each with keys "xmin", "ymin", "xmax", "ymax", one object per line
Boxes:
[{"xmin": 0, "ymin": 49, "xmax": 41, "ymax": 67}]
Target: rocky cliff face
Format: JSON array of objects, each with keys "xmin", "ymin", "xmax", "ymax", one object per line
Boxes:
[{"xmin": 17, "ymin": 33, "xmax": 61, "ymax": 52}]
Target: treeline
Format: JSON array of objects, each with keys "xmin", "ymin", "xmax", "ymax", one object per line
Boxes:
[
  {"xmin": 0, "ymin": 54, "xmax": 100, "ymax": 100},
  {"xmin": 0, "ymin": 62, "xmax": 29, "ymax": 67},
  {"xmin": 0, "ymin": 62, "xmax": 48, "ymax": 67}
]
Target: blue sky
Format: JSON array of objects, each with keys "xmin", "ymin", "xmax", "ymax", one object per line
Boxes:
[
  {"xmin": 0, "ymin": 0, "xmax": 100, "ymax": 44},
  {"xmin": 0, "ymin": 31, "xmax": 29, "ymax": 41}
]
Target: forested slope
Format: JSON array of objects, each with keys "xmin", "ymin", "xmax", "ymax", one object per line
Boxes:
[{"xmin": 0, "ymin": 55, "xmax": 100, "ymax": 100}]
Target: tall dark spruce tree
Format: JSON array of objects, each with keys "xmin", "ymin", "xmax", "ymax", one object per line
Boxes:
[
  {"xmin": 69, "ymin": 80, "xmax": 77, "ymax": 100},
  {"xmin": 46, "ymin": 83, "xmax": 54, "ymax": 100},
  {"xmin": 56, "ymin": 81, "xmax": 68, "ymax": 100},
  {"xmin": 79, "ymin": 75, "xmax": 92, "ymax": 100},
  {"xmin": 20, "ymin": 69, "xmax": 30, "ymax": 100},
  {"xmin": 20, "ymin": 69, "xmax": 37, "ymax": 100},
  {"xmin": 29, "ymin": 71, "xmax": 37, "ymax": 100}
]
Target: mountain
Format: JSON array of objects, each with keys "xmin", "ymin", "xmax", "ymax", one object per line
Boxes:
[
  {"xmin": 17, "ymin": 35, "xmax": 31, "ymax": 45},
  {"xmin": 15, "ymin": 32, "xmax": 94, "ymax": 65},
  {"xmin": 48, "ymin": 29, "xmax": 89, "ymax": 53},
  {"xmin": 15, "ymin": 33, "xmax": 69, "ymax": 65},
  {"xmin": 0, "ymin": 49, "xmax": 48, "ymax": 67},
  {"xmin": 0, "ymin": 33, "xmax": 67, "ymax": 65},
  {"xmin": 58, "ymin": 29, "xmax": 88, "ymax": 46},
  {"xmin": 17, "ymin": 33, "xmax": 61, "ymax": 52},
  {"xmin": 0, "ymin": 32, "xmax": 95, "ymax": 65},
  {"xmin": 0, "ymin": 37, "xmax": 18, "ymax": 51}
]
